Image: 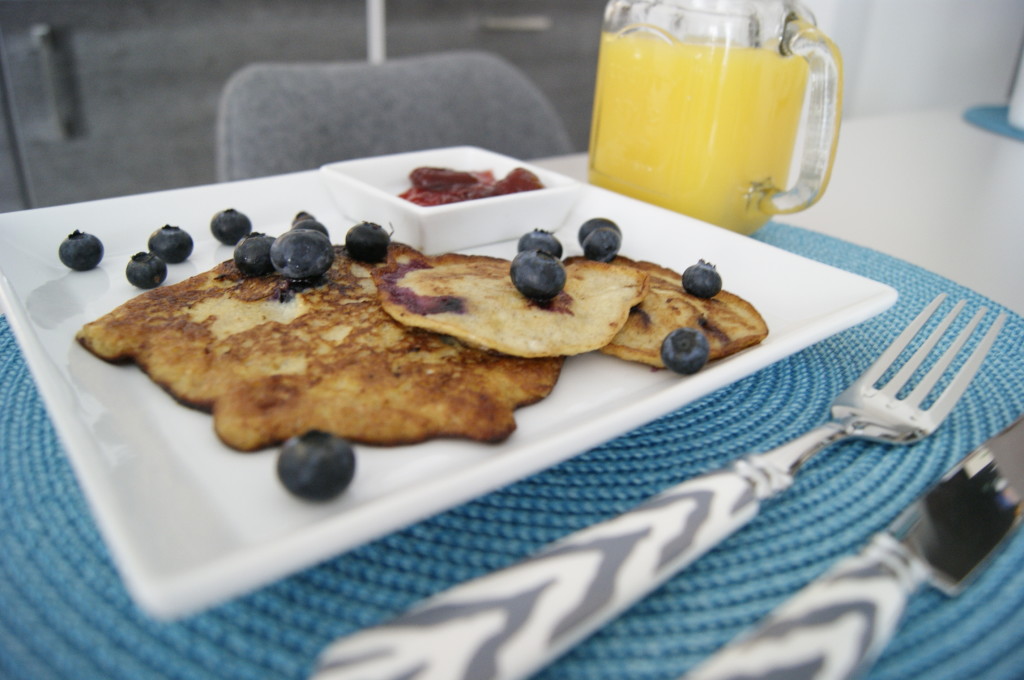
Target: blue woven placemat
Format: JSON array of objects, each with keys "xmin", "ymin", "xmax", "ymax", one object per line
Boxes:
[
  {"xmin": 963, "ymin": 105, "xmax": 1024, "ymax": 142},
  {"xmin": 2, "ymin": 221, "xmax": 1023, "ymax": 680}
]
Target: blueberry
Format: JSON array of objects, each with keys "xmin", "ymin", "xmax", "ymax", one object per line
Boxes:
[
  {"xmin": 276, "ymin": 430, "xmax": 356, "ymax": 501},
  {"xmin": 345, "ymin": 221, "xmax": 390, "ymax": 262},
  {"xmin": 270, "ymin": 228, "xmax": 334, "ymax": 279},
  {"xmin": 210, "ymin": 208, "xmax": 252, "ymax": 245},
  {"xmin": 578, "ymin": 217, "xmax": 620, "ymax": 246},
  {"xmin": 510, "ymin": 249, "xmax": 566, "ymax": 301},
  {"xmin": 682, "ymin": 259, "xmax": 722, "ymax": 298},
  {"xmin": 147, "ymin": 225, "xmax": 193, "ymax": 263},
  {"xmin": 292, "ymin": 211, "xmax": 316, "ymax": 226},
  {"xmin": 582, "ymin": 226, "xmax": 621, "ymax": 262},
  {"xmin": 125, "ymin": 252, "xmax": 167, "ymax": 289},
  {"xmin": 517, "ymin": 229, "xmax": 562, "ymax": 258},
  {"xmin": 58, "ymin": 230, "xmax": 104, "ymax": 271},
  {"xmin": 291, "ymin": 218, "xmax": 329, "ymax": 237},
  {"xmin": 661, "ymin": 327, "xmax": 710, "ymax": 374},
  {"xmin": 233, "ymin": 232, "xmax": 276, "ymax": 276}
]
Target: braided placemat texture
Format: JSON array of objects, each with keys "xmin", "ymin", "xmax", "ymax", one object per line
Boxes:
[{"xmin": 2, "ymin": 221, "xmax": 1023, "ymax": 680}]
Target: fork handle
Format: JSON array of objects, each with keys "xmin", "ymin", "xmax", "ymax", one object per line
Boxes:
[
  {"xmin": 683, "ymin": 533, "xmax": 930, "ymax": 680},
  {"xmin": 314, "ymin": 458, "xmax": 799, "ymax": 680}
]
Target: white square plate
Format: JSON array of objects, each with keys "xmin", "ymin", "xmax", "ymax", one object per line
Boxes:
[
  {"xmin": 0, "ymin": 165, "xmax": 896, "ymax": 620},
  {"xmin": 320, "ymin": 146, "xmax": 582, "ymax": 253}
]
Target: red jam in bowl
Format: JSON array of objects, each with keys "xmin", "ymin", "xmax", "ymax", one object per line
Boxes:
[{"xmin": 399, "ymin": 166, "xmax": 544, "ymax": 206}]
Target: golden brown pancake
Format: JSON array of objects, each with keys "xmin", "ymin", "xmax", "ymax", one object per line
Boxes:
[
  {"xmin": 373, "ymin": 244, "xmax": 649, "ymax": 358},
  {"xmin": 76, "ymin": 245, "xmax": 563, "ymax": 451},
  {"xmin": 579, "ymin": 255, "xmax": 768, "ymax": 368}
]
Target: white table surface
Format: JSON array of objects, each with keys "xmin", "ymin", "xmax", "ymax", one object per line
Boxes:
[{"xmin": 536, "ymin": 107, "xmax": 1024, "ymax": 317}]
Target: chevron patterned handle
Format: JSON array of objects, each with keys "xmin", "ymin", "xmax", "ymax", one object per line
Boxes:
[
  {"xmin": 314, "ymin": 461, "xmax": 794, "ymax": 680},
  {"xmin": 684, "ymin": 534, "xmax": 931, "ymax": 680}
]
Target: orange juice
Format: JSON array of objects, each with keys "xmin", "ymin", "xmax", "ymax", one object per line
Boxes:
[{"xmin": 588, "ymin": 31, "xmax": 810, "ymax": 234}]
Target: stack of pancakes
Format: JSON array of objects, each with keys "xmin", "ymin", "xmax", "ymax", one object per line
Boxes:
[{"xmin": 76, "ymin": 241, "xmax": 767, "ymax": 451}]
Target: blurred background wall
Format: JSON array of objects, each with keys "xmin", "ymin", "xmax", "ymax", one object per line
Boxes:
[
  {"xmin": 1, "ymin": 0, "xmax": 1022, "ymax": 213},
  {"xmin": 805, "ymin": 0, "xmax": 1024, "ymax": 118}
]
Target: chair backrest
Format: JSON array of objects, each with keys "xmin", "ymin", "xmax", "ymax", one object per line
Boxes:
[{"xmin": 216, "ymin": 50, "xmax": 575, "ymax": 181}]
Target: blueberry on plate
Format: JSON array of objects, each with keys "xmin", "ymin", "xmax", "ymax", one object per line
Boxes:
[
  {"xmin": 682, "ymin": 259, "xmax": 722, "ymax": 298},
  {"xmin": 517, "ymin": 229, "xmax": 562, "ymax": 258},
  {"xmin": 210, "ymin": 208, "xmax": 252, "ymax": 245},
  {"xmin": 277, "ymin": 430, "xmax": 356, "ymax": 501},
  {"xmin": 58, "ymin": 230, "xmax": 104, "ymax": 271},
  {"xmin": 125, "ymin": 252, "xmax": 167, "ymax": 289},
  {"xmin": 233, "ymin": 232, "xmax": 276, "ymax": 276},
  {"xmin": 345, "ymin": 221, "xmax": 390, "ymax": 262},
  {"xmin": 147, "ymin": 225, "xmax": 193, "ymax": 263},
  {"xmin": 582, "ymin": 226, "xmax": 621, "ymax": 262},
  {"xmin": 292, "ymin": 211, "xmax": 316, "ymax": 226},
  {"xmin": 578, "ymin": 217, "xmax": 620, "ymax": 246},
  {"xmin": 510, "ymin": 249, "xmax": 566, "ymax": 301},
  {"xmin": 270, "ymin": 228, "xmax": 334, "ymax": 279},
  {"xmin": 661, "ymin": 327, "xmax": 710, "ymax": 375},
  {"xmin": 291, "ymin": 217, "xmax": 330, "ymax": 237}
]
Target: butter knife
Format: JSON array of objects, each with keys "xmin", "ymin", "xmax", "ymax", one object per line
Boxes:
[{"xmin": 684, "ymin": 414, "xmax": 1024, "ymax": 680}]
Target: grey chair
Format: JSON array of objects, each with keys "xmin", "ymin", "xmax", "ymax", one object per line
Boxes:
[{"xmin": 215, "ymin": 50, "xmax": 575, "ymax": 181}]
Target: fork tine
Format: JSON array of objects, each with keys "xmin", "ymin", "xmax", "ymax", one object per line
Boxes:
[
  {"xmin": 903, "ymin": 306, "xmax": 985, "ymax": 408},
  {"xmin": 858, "ymin": 294, "xmax": 946, "ymax": 389},
  {"xmin": 880, "ymin": 298, "xmax": 965, "ymax": 396},
  {"xmin": 925, "ymin": 311, "xmax": 1006, "ymax": 421}
]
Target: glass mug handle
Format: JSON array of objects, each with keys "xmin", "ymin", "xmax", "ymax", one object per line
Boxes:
[{"xmin": 763, "ymin": 17, "xmax": 843, "ymax": 216}]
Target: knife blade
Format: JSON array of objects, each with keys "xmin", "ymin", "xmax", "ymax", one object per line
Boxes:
[{"xmin": 683, "ymin": 415, "xmax": 1024, "ymax": 680}]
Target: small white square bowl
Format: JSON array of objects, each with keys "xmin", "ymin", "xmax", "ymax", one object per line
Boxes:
[{"xmin": 319, "ymin": 146, "xmax": 583, "ymax": 253}]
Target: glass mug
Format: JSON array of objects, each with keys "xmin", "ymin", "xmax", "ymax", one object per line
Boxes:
[{"xmin": 588, "ymin": 0, "xmax": 843, "ymax": 235}]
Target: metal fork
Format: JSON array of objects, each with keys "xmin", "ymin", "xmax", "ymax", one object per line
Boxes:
[{"xmin": 312, "ymin": 294, "xmax": 1005, "ymax": 680}]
